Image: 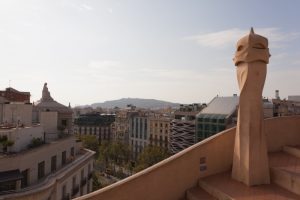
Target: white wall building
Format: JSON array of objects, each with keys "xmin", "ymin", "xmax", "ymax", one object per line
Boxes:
[
  {"xmin": 0, "ymin": 85, "xmax": 95, "ymax": 200},
  {"xmin": 129, "ymin": 115, "xmax": 149, "ymax": 158}
]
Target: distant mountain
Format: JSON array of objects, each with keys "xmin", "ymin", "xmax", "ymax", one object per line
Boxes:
[{"xmin": 89, "ymin": 98, "xmax": 180, "ymax": 109}]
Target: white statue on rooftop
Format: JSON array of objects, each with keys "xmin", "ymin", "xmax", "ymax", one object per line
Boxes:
[{"xmin": 41, "ymin": 83, "xmax": 54, "ymax": 102}]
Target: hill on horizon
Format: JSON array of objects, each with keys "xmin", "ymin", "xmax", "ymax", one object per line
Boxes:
[{"xmin": 79, "ymin": 98, "xmax": 180, "ymax": 109}]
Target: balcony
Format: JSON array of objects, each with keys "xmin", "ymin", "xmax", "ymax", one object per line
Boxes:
[
  {"xmin": 88, "ymin": 172, "xmax": 93, "ymax": 180},
  {"xmin": 80, "ymin": 178, "xmax": 87, "ymax": 187},
  {"xmin": 0, "ymin": 148, "xmax": 95, "ymax": 200},
  {"xmin": 61, "ymin": 193, "xmax": 70, "ymax": 200},
  {"xmin": 72, "ymin": 185, "xmax": 79, "ymax": 197}
]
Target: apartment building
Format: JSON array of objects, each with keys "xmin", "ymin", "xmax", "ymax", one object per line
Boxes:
[
  {"xmin": 196, "ymin": 96, "xmax": 239, "ymax": 142},
  {"xmin": 112, "ymin": 108, "xmax": 139, "ymax": 144},
  {"xmin": 169, "ymin": 104, "xmax": 205, "ymax": 154},
  {"xmin": 149, "ymin": 116, "xmax": 171, "ymax": 150},
  {"xmin": 74, "ymin": 113, "xmax": 115, "ymax": 145},
  {"xmin": 0, "ymin": 85, "xmax": 95, "ymax": 200},
  {"xmin": 129, "ymin": 111, "xmax": 149, "ymax": 158}
]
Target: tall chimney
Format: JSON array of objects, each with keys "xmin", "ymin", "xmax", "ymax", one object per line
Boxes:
[{"xmin": 275, "ymin": 90, "xmax": 280, "ymax": 99}]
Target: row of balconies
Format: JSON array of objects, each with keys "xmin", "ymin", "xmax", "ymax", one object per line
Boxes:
[
  {"xmin": 61, "ymin": 193, "xmax": 70, "ymax": 200},
  {"xmin": 72, "ymin": 185, "xmax": 79, "ymax": 197},
  {"xmin": 70, "ymin": 172, "xmax": 92, "ymax": 198}
]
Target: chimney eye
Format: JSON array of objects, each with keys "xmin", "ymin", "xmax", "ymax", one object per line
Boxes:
[
  {"xmin": 253, "ymin": 43, "xmax": 266, "ymax": 49},
  {"xmin": 237, "ymin": 45, "xmax": 243, "ymax": 51}
]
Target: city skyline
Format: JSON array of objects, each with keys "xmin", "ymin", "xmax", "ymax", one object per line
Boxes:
[{"xmin": 1, "ymin": 0, "xmax": 300, "ymax": 106}]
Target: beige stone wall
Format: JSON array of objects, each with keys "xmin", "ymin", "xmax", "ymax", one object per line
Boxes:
[
  {"xmin": 0, "ymin": 136, "xmax": 77, "ymax": 184},
  {"xmin": 76, "ymin": 116, "xmax": 300, "ymax": 200},
  {"xmin": 266, "ymin": 116, "xmax": 300, "ymax": 152},
  {"xmin": 0, "ymin": 125, "xmax": 44, "ymax": 152},
  {"xmin": 55, "ymin": 158, "xmax": 94, "ymax": 200},
  {"xmin": 40, "ymin": 111, "xmax": 58, "ymax": 134},
  {"xmin": 2, "ymin": 103, "xmax": 32, "ymax": 126}
]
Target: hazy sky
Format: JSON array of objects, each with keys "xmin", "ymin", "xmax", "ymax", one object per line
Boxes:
[{"xmin": 1, "ymin": 0, "xmax": 300, "ymax": 106}]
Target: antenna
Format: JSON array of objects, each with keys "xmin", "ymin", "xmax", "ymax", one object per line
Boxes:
[{"xmin": 9, "ymin": 80, "xmax": 11, "ymax": 88}]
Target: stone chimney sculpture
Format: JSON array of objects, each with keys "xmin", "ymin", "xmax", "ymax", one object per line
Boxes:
[
  {"xmin": 232, "ymin": 28, "xmax": 270, "ymax": 186},
  {"xmin": 41, "ymin": 83, "xmax": 54, "ymax": 102}
]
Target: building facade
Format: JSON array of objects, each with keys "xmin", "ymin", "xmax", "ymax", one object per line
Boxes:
[
  {"xmin": 33, "ymin": 83, "xmax": 73, "ymax": 135},
  {"xmin": 149, "ymin": 117, "xmax": 171, "ymax": 150},
  {"xmin": 196, "ymin": 96, "xmax": 239, "ymax": 142},
  {"xmin": 169, "ymin": 104, "xmax": 205, "ymax": 154},
  {"xmin": 0, "ymin": 87, "xmax": 30, "ymax": 103},
  {"xmin": 129, "ymin": 112, "xmax": 149, "ymax": 159},
  {"xmin": 112, "ymin": 109, "xmax": 139, "ymax": 144},
  {"xmin": 273, "ymin": 98, "xmax": 300, "ymax": 117},
  {"xmin": 0, "ymin": 86, "xmax": 95, "ymax": 200},
  {"xmin": 74, "ymin": 113, "xmax": 115, "ymax": 145}
]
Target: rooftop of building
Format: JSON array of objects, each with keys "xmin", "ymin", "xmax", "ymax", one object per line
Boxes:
[
  {"xmin": 197, "ymin": 95, "xmax": 239, "ymax": 117},
  {"xmin": 0, "ymin": 87, "xmax": 30, "ymax": 96},
  {"xmin": 0, "ymin": 132, "xmax": 73, "ymax": 159},
  {"xmin": 34, "ymin": 83, "xmax": 72, "ymax": 113},
  {"xmin": 0, "ymin": 123, "xmax": 40, "ymax": 131},
  {"xmin": 74, "ymin": 113, "xmax": 115, "ymax": 126}
]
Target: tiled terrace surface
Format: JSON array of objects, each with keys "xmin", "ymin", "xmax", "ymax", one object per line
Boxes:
[
  {"xmin": 201, "ymin": 172, "xmax": 300, "ymax": 200},
  {"xmin": 198, "ymin": 151, "xmax": 300, "ymax": 200},
  {"xmin": 187, "ymin": 187, "xmax": 216, "ymax": 200},
  {"xmin": 269, "ymin": 151, "xmax": 300, "ymax": 173}
]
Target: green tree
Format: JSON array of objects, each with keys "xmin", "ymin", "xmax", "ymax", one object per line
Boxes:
[
  {"xmin": 81, "ymin": 135, "xmax": 99, "ymax": 155},
  {"xmin": 92, "ymin": 173, "xmax": 102, "ymax": 191},
  {"xmin": 98, "ymin": 141, "xmax": 131, "ymax": 174},
  {"xmin": 134, "ymin": 146, "xmax": 170, "ymax": 172}
]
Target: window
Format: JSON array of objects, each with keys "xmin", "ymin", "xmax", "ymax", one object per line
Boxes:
[
  {"xmin": 135, "ymin": 118, "xmax": 138, "ymax": 138},
  {"xmin": 218, "ymin": 118, "xmax": 225, "ymax": 123},
  {"xmin": 139, "ymin": 118, "xmax": 143, "ymax": 139},
  {"xmin": 88, "ymin": 164, "xmax": 91, "ymax": 175},
  {"xmin": 103, "ymin": 129, "xmax": 106, "ymax": 139},
  {"xmin": 62, "ymin": 119, "xmax": 67, "ymax": 126},
  {"xmin": 81, "ymin": 169, "xmax": 84, "ymax": 180},
  {"xmin": 71, "ymin": 147, "xmax": 75, "ymax": 157},
  {"xmin": 211, "ymin": 125, "xmax": 217, "ymax": 132},
  {"xmin": 38, "ymin": 161, "xmax": 45, "ymax": 180},
  {"xmin": 51, "ymin": 155, "xmax": 57, "ymax": 172},
  {"xmin": 72, "ymin": 176, "xmax": 76, "ymax": 189},
  {"xmin": 21, "ymin": 169, "xmax": 29, "ymax": 188},
  {"xmin": 0, "ymin": 180, "xmax": 16, "ymax": 192},
  {"xmin": 62, "ymin": 151, "xmax": 66, "ymax": 165},
  {"xmin": 62, "ymin": 184, "xmax": 67, "ymax": 199},
  {"xmin": 204, "ymin": 124, "xmax": 209, "ymax": 131}
]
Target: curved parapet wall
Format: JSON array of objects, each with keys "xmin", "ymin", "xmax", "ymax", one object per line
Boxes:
[
  {"xmin": 77, "ymin": 128, "xmax": 236, "ymax": 200},
  {"xmin": 76, "ymin": 116, "xmax": 300, "ymax": 200},
  {"xmin": 266, "ymin": 116, "xmax": 300, "ymax": 152}
]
